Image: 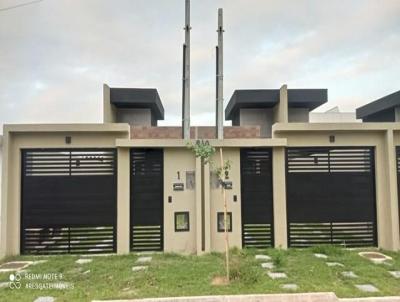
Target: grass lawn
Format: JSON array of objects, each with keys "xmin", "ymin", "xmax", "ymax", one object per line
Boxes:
[{"xmin": 0, "ymin": 247, "xmax": 399, "ymax": 302}]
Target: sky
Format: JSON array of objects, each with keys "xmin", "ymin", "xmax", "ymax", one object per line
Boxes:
[{"xmin": 0, "ymin": 0, "xmax": 399, "ymax": 132}]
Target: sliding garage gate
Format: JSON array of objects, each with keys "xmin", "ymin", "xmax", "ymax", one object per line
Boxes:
[
  {"xmin": 286, "ymin": 147, "xmax": 377, "ymax": 247},
  {"xmin": 130, "ymin": 149, "xmax": 164, "ymax": 251},
  {"xmin": 21, "ymin": 149, "xmax": 117, "ymax": 254},
  {"xmin": 240, "ymin": 148, "xmax": 274, "ymax": 248}
]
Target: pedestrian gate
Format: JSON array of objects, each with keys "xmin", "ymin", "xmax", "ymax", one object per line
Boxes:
[
  {"xmin": 21, "ymin": 149, "xmax": 117, "ymax": 254},
  {"xmin": 240, "ymin": 148, "xmax": 274, "ymax": 248},
  {"xmin": 286, "ymin": 147, "xmax": 377, "ymax": 247},
  {"xmin": 130, "ymin": 149, "xmax": 164, "ymax": 251}
]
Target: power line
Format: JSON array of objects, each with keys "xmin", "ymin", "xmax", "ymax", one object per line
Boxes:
[{"xmin": 0, "ymin": 0, "xmax": 45, "ymax": 12}]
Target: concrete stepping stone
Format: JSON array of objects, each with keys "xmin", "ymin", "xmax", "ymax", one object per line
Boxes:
[
  {"xmin": 281, "ymin": 284, "xmax": 298, "ymax": 291},
  {"xmin": 267, "ymin": 272, "xmax": 287, "ymax": 279},
  {"xmin": 355, "ymin": 284, "xmax": 379, "ymax": 293},
  {"xmin": 0, "ymin": 282, "xmax": 10, "ymax": 288},
  {"xmin": 314, "ymin": 253, "xmax": 328, "ymax": 259},
  {"xmin": 136, "ymin": 256, "xmax": 152, "ymax": 263},
  {"xmin": 255, "ymin": 255, "xmax": 271, "ymax": 261},
  {"xmin": 0, "ymin": 261, "xmax": 33, "ymax": 272},
  {"xmin": 341, "ymin": 271, "xmax": 358, "ymax": 278},
  {"xmin": 75, "ymin": 259, "xmax": 92, "ymax": 265},
  {"xmin": 326, "ymin": 262, "xmax": 344, "ymax": 267},
  {"xmin": 33, "ymin": 297, "xmax": 55, "ymax": 302},
  {"xmin": 388, "ymin": 271, "xmax": 400, "ymax": 278},
  {"xmin": 261, "ymin": 262, "xmax": 274, "ymax": 269},
  {"xmin": 136, "ymin": 251, "xmax": 155, "ymax": 255},
  {"xmin": 132, "ymin": 266, "xmax": 147, "ymax": 272},
  {"xmin": 32, "ymin": 260, "xmax": 48, "ymax": 266}
]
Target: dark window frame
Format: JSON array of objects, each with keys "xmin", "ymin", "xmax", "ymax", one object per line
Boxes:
[
  {"xmin": 175, "ymin": 211, "xmax": 190, "ymax": 232},
  {"xmin": 217, "ymin": 212, "xmax": 232, "ymax": 232}
]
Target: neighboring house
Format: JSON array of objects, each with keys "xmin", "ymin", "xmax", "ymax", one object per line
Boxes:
[
  {"xmin": 1, "ymin": 85, "xmax": 400, "ymax": 259},
  {"xmin": 310, "ymin": 106, "xmax": 360, "ymax": 123}
]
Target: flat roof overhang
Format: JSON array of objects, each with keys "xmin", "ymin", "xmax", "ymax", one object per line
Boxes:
[
  {"xmin": 356, "ymin": 90, "xmax": 400, "ymax": 120},
  {"xmin": 225, "ymin": 89, "xmax": 328, "ymax": 120},
  {"xmin": 116, "ymin": 138, "xmax": 287, "ymax": 148},
  {"xmin": 110, "ymin": 87, "xmax": 165, "ymax": 120}
]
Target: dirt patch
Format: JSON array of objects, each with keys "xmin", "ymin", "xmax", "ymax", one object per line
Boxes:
[{"xmin": 211, "ymin": 276, "xmax": 229, "ymax": 286}]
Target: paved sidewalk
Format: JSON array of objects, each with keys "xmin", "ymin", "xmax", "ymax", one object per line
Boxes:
[{"xmin": 92, "ymin": 292, "xmax": 400, "ymax": 302}]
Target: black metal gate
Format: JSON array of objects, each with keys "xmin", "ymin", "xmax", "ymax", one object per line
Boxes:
[
  {"xmin": 240, "ymin": 148, "xmax": 274, "ymax": 248},
  {"xmin": 286, "ymin": 147, "xmax": 377, "ymax": 247},
  {"xmin": 396, "ymin": 147, "xmax": 400, "ymax": 234},
  {"xmin": 21, "ymin": 149, "xmax": 117, "ymax": 254},
  {"xmin": 130, "ymin": 149, "xmax": 163, "ymax": 251}
]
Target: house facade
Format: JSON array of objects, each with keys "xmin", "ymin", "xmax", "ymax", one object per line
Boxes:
[{"xmin": 1, "ymin": 84, "xmax": 400, "ymax": 258}]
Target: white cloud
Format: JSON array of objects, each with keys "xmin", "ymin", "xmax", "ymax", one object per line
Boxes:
[{"xmin": 0, "ymin": 0, "xmax": 399, "ymax": 132}]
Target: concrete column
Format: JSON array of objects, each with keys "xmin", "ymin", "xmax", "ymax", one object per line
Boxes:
[
  {"xmin": 272, "ymin": 146, "xmax": 288, "ymax": 248},
  {"xmin": 103, "ymin": 84, "xmax": 117, "ymax": 123},
  {"xmin": 274, "ymin": 85, "xmax": 289, "ymax": 124},
  {"xmin": 204, "ymin": 162, "xmax": 211, "ymax": 252},
  {"xmin": 195, "ymin": 157, "xmax": 203, "ymax": 254},
  {"xmin": 374, "ymin": 133, "xmax": 399, "ymax": 251},
  {"xmin": 0, "ymin": 132, "xmax": 9, "ymax": 258},
  {"xmin": 384, "ymin": 130, "xmax": 400, "ymax": 250},
  {"xmin": 117, "ymin": 147, "xmax": 130, "ymax": 254}
]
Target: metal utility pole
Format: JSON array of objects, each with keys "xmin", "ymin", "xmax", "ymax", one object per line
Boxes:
[
  {"xmin": 216, "ymin": 8, "xmax": 224, "ymax": 139},
  {"xmin": 182, "ymin": 0, "xmax": 191, "ymax": 139}
]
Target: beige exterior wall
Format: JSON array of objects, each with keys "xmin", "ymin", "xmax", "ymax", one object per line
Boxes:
[
  {"xmin": 1, "ymin": 122, "xmax": 399, "ymax": 258},
  {"xmin": 239, "ymin": 108, "xmax": 273, "ymax": 138},
  {"xmin": 209, "ymin": 148, "xmax": 242, "ymax": 252},
  {"xmin": 163, "ymin": 148, "xmax": 197, "ymax": 254}
]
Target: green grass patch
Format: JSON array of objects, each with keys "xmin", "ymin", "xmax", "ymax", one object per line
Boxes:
[{"xmin": 0, "ymin": 248, "xmax": 399, "ymax": 302}]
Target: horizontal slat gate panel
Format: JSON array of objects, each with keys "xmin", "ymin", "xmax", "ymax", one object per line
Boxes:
[
  {"xmin": 289, "ymin": 222, "xmax": 375, "ymax": 248},
  {"xmin": 286, "ymin": 147, "xmax": 377, "ymax": 248},
  {"xmin": 131, "ymin": 226, "xmax": 162, "ymax": 251},
  {"xmin": 242, "ymin": 224, "xmax": 273, "ymax": 248},
  {"xmin": 21, "ymin": 149, "xmax": 117, "ymax": 254},
  {"xmin": 22, "ymin": 226, "xmax": 115, "ymax": 254},
  {"xmin": 240, "ymin": 148, "xmax": 274, "ymax": 248},
  {"xmin": 130, "ymin": 149, "xmax": 164, "ymax": 252}
]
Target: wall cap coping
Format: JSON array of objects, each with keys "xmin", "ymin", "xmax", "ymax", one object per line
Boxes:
[
  {"xmin": 3, "ymin": 123, "xmax": 131, "ymax": 134},
  {"xmin": 272, "ymin": 122, "xmax": 400, "ymax": 133},
  {"xmin": 116, "ymin": 138, "xmax": 287, "ymax": 148}
]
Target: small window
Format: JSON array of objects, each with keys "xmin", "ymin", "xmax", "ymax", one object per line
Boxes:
[
  {"xmin": 175, "ymin": 212, "xmax": 190, "ymax": 232},
  {"xmin": 217, "ymin": 212, "xmax": 232, "ymax": 232}
]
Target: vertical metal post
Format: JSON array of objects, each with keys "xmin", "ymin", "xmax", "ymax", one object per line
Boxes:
[
  {"xmin": 216, "ymin": 8, "xmax": 224, "ymax": 139},
  {"xmin": 182, "ymin": 0, "xmax": 191, "ymax": 139}
]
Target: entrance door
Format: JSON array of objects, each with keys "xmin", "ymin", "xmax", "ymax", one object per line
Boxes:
[
  {"xmin": 130, "ymin": 149, "xmax": 164, "ymax": 251},
  {"xmin": 240, "ymin": 148, "xmax": 274, "ymax": 248}
]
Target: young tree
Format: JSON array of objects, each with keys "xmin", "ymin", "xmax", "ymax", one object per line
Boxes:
[{"xmin": 187, "ymin": 140, "xmax": 232, "ymax": 282}]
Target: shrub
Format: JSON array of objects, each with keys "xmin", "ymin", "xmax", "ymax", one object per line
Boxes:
[
  {"xmin": 272, "ymin": 249, "xmax": 287, "ymax": 268},
  {"xmin": 229, "ymin": 252, "xmax": 261, "ymax": 284},
  {"xmin": 311, "ymin": 245, "xmax": 344, "ymax": 256}
]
